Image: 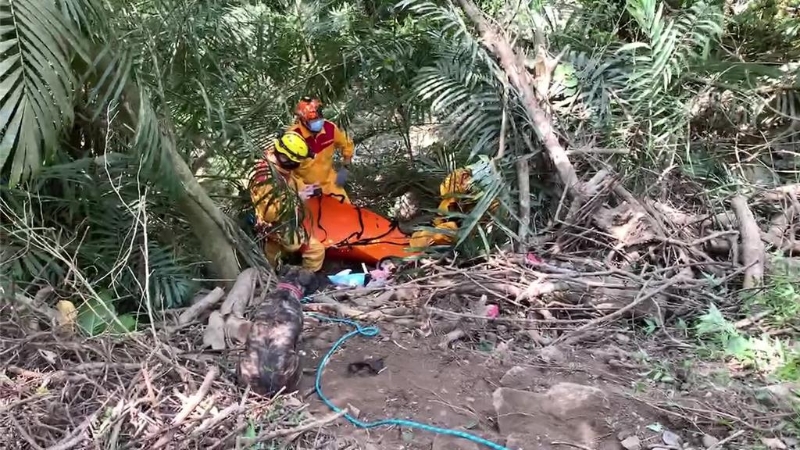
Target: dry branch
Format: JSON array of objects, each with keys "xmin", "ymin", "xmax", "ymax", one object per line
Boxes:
[
  {"xmin": 239, "ymin": 409, "xmax": 347, "ymax": 446},
  {"xmin": 730, "ymin": 195, "xmax": 765, "ymax": 290},
  {"xmin": 220, "ymin": 267, "xmax": 258, "ymax": 318},
  {"xmin": 178, "ymin": 287, "xmax": 225, "ymax": 325},
  {"xmin": 203, "ymin": 311, "xmax": 226, "ymax": 350},
  {"xmin": 455, "ymin": 0, "xmax": 583, "ymax": 201},
  {"xmin": 173, "ymin": 366, "xmax": 219, "ymax": 425},
  {"xmin": 551, "ymin": 276, "xmax": 683, "ymax": 345}
]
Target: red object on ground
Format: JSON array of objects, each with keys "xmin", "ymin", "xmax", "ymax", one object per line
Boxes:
[
  {"xmin": 302, "ymin": 194, "xmax": 419, "ymax": 265},
  {"xmin": 525, "ymin": 252, "xmax": 543, "ymax": 265}
]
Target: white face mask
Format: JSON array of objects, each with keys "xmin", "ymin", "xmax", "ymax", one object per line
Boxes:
[{"xmin": 308, "ymin": 119, "xmax": 324, "ymax": 132}]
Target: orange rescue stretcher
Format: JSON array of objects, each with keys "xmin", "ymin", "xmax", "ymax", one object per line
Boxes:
[{"xmin": 301, "ymin": 194, "xmax": 420, "ymax": 266}]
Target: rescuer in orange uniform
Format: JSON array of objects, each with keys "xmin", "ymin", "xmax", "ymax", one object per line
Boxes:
[
  {"xmin": 249, "ymin": 131, "xmax": 326, "ymax": 272},
  {"xmin": 287, "ymin": 97, "xmax": 355, "ymax": 203},
  {"xmin": 409, "ymin": 157, "xmax": 500, "ymax": 248}
]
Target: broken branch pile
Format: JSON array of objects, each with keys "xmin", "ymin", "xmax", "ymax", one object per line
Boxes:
[
  {"xmin": 0, "ymin": 300, "xmax": 345, "ymax": 449},
  {"xmin": 309, "ymin": 180, "xmax": 800, "ymax": 346}
]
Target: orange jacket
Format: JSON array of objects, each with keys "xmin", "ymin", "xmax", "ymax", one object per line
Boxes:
[
  {"xmin": 248, "ymin": 150, "xmax": 308, "ymax": 229},
  {"xmin": 287, "ymin": 120, "xmax": 354, "ymax": 187}
]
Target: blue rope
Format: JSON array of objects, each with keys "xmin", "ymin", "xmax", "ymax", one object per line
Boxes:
[{"xmin": 303, "ymin": 305, "xmax": 511, "ymax": 450}]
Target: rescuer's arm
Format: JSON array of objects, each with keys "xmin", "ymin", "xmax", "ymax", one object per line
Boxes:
[
  {"xmin": 333, "ymin": 124, "xmax": 355, "ymax": 167},
  {"xmin": 250, "ymin": 171, "xmax": 282, "ymax": 226}
]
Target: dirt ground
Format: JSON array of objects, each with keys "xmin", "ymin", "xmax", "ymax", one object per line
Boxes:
[{"xmin": 294, "ymin": 318, "xmax": 694, "ymax": 450}]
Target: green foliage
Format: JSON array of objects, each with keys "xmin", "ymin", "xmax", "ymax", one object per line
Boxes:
[
  {"xmin": 776, "ymin": 353, "xmax": 800, "ymax": 382},
  {"xmin": 77, "ymin": 291, "xmax": 137, "ymax": 337},
  {"xmin": 0, "ymin": 0, "xmax": 89, "ymax": 185},
  {"xmin": 3, "ymin": 0, "xmax": 800, "ymax": 321},
  {"xmin": 1, "ymin": 155, "xmax": 201, "ymax": 311},
  {"xmin": 750, "ymin": 257, "xmax": 800, "ymax": 327},
  {"xmin": 695, "ymin": 303, "xmax": 794, "ymax": 376}
]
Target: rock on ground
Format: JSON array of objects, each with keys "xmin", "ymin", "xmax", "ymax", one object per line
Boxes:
[
  {"xmin": 620, "ymin": 435, "xmax": 642, "ymax": 450},
  {"xmin": 493, "ymin": 382, "xmax": 611, "ymax": 449},
  {"xmin": 756, "ymin": 383, "xmax": 800, "ymax": 411},
  {"xmin": 499, "ymin": 366, "xmax": 544, "ymax": 391}
]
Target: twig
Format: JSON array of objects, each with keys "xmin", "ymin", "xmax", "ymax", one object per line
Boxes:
[
  {"xmin": 734, "ymin": 310, "xmax": 773, "ymax": 329},
  {"xmin": 11, "ymin": 416, "xmax": 43, "ymax": 450},
  {"xmin": 551, "ymin": 277, "xmax": 681, "ymax": 345},
  {"xmin": 173, "ymin": 366, "xmax": 219, "ymax": 426},
  {"xmin": 177, "ymin": 287, "xmax": 226, "ymax": 326},
  {"xmin": 190, "ymin": 403, "xmax": 244, "ymax": 437},
  {"xmin": 240, "ymin": 409, "xmax": 347, "ymax": 446},
  {"xmin": 207, "ymin": 423, "xmax": 247, "ymax": 450},
  {"xmin": 150, "ymin": 366, "xmax": 219, "ymax": 449},
  {"xmin": 45, "ymin": 412, "xmax": 100, "ymax": 450},
  {"xmin": 707, "ymin": 430, "xmax": 746, "ymax": 450},
  {"xmin": 551, "ymin": 442, "xmax": 594, "ymax": 450}
]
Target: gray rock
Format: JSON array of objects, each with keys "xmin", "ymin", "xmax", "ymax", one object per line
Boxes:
[
  {"xmin": 500, "ymin": 366, "xmax": 542, "ymax": 391},
  {"xmin": 662, "ymin": 430, "xmax": 682, "ymax": 447},
  {"xmin": 756, "ymin": 383, "xmax": 800, "ymax": 410},
  {"xmin": 493, "ymin": 383, "xmax": 609, "ymax": 448},
  {"xmin": 621, "ymin": 435, "xmax": 642, "ymax": 450},
  {"xmin": 615, "ymin": 333, "xmax": 631, "ymax": 344},
  {"xmin": 539, "ymin": 345, "xmax": 567, "ymax": 364},
  {"xmin": 541, "ymin": 383, "xmax": 609, "ymax": 419},
  {"xmin": 702, "ymin": 434, "xmax": 720, "ymax": 449}
]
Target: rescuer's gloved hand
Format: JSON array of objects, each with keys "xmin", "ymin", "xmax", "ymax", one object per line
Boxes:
[{"xmin": 335, "ymin": 167, "xmax": 349, "ymax": 187}]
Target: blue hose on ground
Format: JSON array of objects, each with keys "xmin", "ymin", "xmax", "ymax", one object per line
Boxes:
[{"xmin": 304, "ymin": 308, "xmax": 511, "ymax": 450}]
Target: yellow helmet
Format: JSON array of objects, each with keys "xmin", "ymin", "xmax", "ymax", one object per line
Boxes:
[{"xmin": 273, "ymin": 131, "xmax": 310, "ymax": 162}]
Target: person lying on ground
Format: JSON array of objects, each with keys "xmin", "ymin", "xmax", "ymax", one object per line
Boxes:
[
  {"xmin": 287, "ymin": 96, "xmax": 355, "ymax": 203},
  {"xmin": 249, "ymin": 131, "xmax": 326, "ymax": 272},
  {"xmin": 409, "ymin": 157, "xmax": 500, "ymax": 249}
]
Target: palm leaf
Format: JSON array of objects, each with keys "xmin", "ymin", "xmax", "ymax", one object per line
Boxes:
[{"xmin": 0, "ymin": 0, "xmax": 90, "ymax": 186}]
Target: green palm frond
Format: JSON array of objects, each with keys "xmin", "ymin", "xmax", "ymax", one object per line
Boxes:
[
  {"xmin": 1, "ymin": 155, "xmax": 201, "ymax": 309},
  {"xmin": 396, "ymin": 0, "xmax": 473, "ymax": 44},
  {"xmin": 146, "ymin": 243, "xmax": 200, "ymax": 310},
  {"xmin": 0, "ymin": 0, "xmax": 90, "ymax": 186},
  {"xmin": 622, "ymin": 0, "xmax": 723, "ymax": 99},
  {"xmin": 412, "ymin": 44, "xmax": 504, "ymax": 158},
  {"xmin": 550, "ymin": 50, "xmax": 630, "ymax": 129}
]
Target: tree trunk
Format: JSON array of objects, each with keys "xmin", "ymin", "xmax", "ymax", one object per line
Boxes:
[
  {"xmin": 166, "ymin": 142, "xmax": 241, "ymax": 282},
  {"xmin": 98, "ymin": 52, "xmax": 243, "ymax": 283},
  {"xmin": 455, "ymin": 0, "xmax": 583, "ymax": 202}
]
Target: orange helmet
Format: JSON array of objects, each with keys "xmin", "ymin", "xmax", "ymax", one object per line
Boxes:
[{"xmin": 295, "ymin": 97, "xmax": 323, "ymax": 122}]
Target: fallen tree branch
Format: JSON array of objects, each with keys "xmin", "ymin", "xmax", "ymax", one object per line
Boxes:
[
  {"xmin": 220, "ymin": 268, "xmax": 258, "ymax": 318},
  {"xmin": 550, "ymin": 276, "xmax": 682, "ymax": 345},
  {"xmin": 178, "ymin": 287, "xmax": 225, "ymax": 326},
  {"xmin": 173, "ymin": 366, "xmax": 219, "ymax": 426},
  {"xmin": 12, "ymin": 293, "xmax": 58, "ymax": 323},
  {"xmin": 731, "ymin": 195, "xmax": 765, "ymax": 290}
]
